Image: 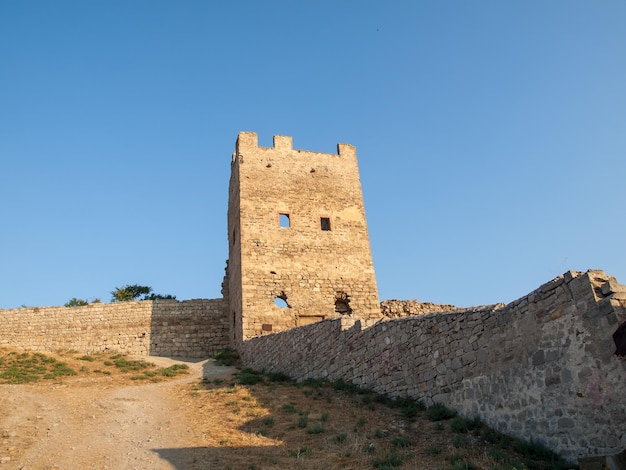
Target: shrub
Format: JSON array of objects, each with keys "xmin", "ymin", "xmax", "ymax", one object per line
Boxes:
[
  {"xmin": 235, "ymin": 368, "xmax": 264, "ymax": 385},
  {"xmin": 306, "ymin": 424, "xmax": 326, "ymax": 434},
  {"xmin": 282, "ymin": 404, "xmax": 297, "ymax": 413},
  {"xmin": 64, "ymin": 298, "xmax": 89, "ymax": 307},
  {"xmin": 391, "ymin": 437, "xmax": 412, "ymax": 448},
  {"xmin": 266, "ymin": 371, "xmax": 291, "ymax": 382},
  {"xmin": 488, "ymin": 446, "xmax": 507, "ymax": 462},
  {"xmin": 301, "ymin": 377, "xmax": 327, "ymax": 388},
  {"xmin": 513, "ymin": 438, "xmax": 565, "ymax": 465},
  {"xmin": 426, "ymin": 403, "xmax": 457, "ymax": 421},
  {"xmin": 389, "ymin": 396, "xmax": 425, "ymax": 421},
  {"xmin": 453, "ymin": 434, "xmax": 469, "ymax": 448},
  {"xmin": 332, "ymin": 378, "xmax": 360, "ymax": 394},
  {"xmin": 450, "ymin": 415, "xmax": 482, "ymax": 434},
  {"xmin": 371, "ymin": 452, "xmax": 403, "ymax": 469},
  {"xmin": 111, "ymin": 285, "xmax": 152, "ymax": 302}
]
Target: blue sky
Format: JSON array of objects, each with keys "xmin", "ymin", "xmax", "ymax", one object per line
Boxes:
[{"xmin": 1, "ymin": 1, "xmax": 625, "ymax": 309}]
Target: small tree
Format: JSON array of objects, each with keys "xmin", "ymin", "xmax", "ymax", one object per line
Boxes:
[
  {"xmin": 111, "ymin": 285, "xmax": 176, "ymax": 302},
  {"xmin": 111, "ymin": 285, "xmax": 152, "ymax": 302},
  {"xmin": 64, "ymin": 298, "xmax": 89, "ymax": 307}
]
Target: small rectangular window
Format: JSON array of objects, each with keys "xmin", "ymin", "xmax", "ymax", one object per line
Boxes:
[
  {"xmin": 279, "ymin": 213, "xmax": 291, "ymax": 228},
  {"xmin": 321, "ymin": 217, "xmax": 331, "ymax": 231}
]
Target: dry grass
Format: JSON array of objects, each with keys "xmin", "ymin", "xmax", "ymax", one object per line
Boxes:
[
  {"xmin": 0, "ymin": 347, "xmax": 574, "ymax": 469},
  {"xmin": 173, "ymin": 369, "xmax": 574, "ymax": 470}
]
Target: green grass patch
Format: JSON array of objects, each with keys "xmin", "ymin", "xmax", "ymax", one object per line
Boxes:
[
  {"xmin": 0, "ymin": 352, "xmax": 76, "ymax": 383},
  {"xmin": 112, "ymin": 357, "xmax": 154, "ymax": 372},
  {"xmin": 160, "ymin": 363, "xmax": 189, "ymax": 377},
  {"xmin": 214, "ymin": 348, "xmax": 239, "ymax": 366}
]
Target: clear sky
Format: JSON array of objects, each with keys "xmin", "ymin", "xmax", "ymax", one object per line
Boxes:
[{"xmin": 1, "ymin": 1, "xmax": 625, "ymax": 309}]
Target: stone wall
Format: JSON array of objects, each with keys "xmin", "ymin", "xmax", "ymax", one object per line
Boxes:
[
  {"xmin": 227, "ymin": 132, "xmax": 381, "ymax": 342},
  {"xmin": 0, "ymin": 299, "xmax": 229, "ymax": 358},
  {"xmin": 238, "ymin": 270, "xmax": 626, "ymax": 463}
]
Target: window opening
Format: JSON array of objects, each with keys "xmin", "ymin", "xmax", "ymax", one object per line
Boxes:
[
  {"xmin": 613, "ymin": 321, "xmax": 626, "ymax": 357},
  {"xmin": 321, "ymin": 217, "xmax": 331, "ymax": 231},
  {"xmin": 335, "ymin": 292, "xmax": 352, "ymax": 315},
  {"xmin": 274, "ymin": 292, "xmax": 290, "ymax": 308},
  {"xmin": 279, "ymin": 213, "xmax": 291, "ymax": 228}
]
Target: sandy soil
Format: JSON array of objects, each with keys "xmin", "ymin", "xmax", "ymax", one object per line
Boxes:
[{"xmin": 0, "ymin": 356, "xmax": 236, "ymax": 470}]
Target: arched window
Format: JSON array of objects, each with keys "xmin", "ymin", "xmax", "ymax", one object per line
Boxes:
[
  {"xmin": 335, "ymin": 292, "xmax": 352, "ymax": 315},
  {"xmin": 274, "ymin": 292, "xmax": 290, "ymax": 308}
]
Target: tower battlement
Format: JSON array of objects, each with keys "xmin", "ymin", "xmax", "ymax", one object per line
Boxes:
[{"xmin": 233, "ymin": 132, "xmax": 356, "ymax": 164}]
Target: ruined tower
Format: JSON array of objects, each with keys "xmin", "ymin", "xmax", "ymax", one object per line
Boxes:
[{"xmin": 226, "ymin": 132, "xmax": 381, "ymax": 343}]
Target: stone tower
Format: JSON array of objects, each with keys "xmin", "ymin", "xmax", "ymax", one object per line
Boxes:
[{"xmin": 226, "ymin": 132, "xmax": 381, "ymax": 343}]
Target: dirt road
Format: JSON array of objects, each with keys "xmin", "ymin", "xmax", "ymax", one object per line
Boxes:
[{"xmin": 0, "ymin": 357, "xmax": 236, "ymax": 470}]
